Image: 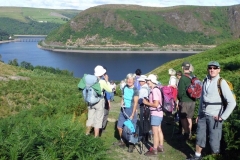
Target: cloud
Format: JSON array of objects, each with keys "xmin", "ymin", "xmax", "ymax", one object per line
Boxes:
[{"xmin": 0, "ymin": 0, "xmax": 240, "ymax": 10}]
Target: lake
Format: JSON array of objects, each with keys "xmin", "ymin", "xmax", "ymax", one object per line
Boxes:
[{"xmin": 0, "ymin": 41, "xmax": 195, "ymax": 81}]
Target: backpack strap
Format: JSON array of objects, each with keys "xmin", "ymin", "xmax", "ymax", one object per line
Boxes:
[{"xmin": 184, "ymin": 73, "xmax": 193, "ymax": 79}]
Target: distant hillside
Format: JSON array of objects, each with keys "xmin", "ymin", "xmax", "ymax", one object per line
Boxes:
[
  {"xmin": 0, "ymin": 29, "xmax": 9, "ymax": 41},
  {"xmin": 0, "ymin": 7, "xmax": 80, "ymax": 35},
  {"xmin": 45, "ymin": 4, "xmax": 240, "ymax": 47}
]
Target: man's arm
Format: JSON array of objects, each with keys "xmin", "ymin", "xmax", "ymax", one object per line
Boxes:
[
  {"xmin": 99, "ymin": 80, "xmax": 112, "ymax": 92},
  {"xmin": 220, "ymin": 80, "xmax": 236, "ymax": 120}
]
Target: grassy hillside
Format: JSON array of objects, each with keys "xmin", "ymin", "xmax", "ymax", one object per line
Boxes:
[
  {"xmin": 45, "ymin": 4, "xmax": 240, "ymax": 48},
  {"xmin": 0, "ymin": 7, "xmax": 80, "ymax": 35},
  {"xmin": 0, "ymin": 7, "xmax": 80, "ymax": 23}
]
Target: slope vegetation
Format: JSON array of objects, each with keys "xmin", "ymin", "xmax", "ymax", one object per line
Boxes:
[{"xmin": 46, "ymin": 4, "xmax": 240, "ymax": 47}]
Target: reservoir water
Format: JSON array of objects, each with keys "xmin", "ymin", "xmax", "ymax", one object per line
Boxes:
[{"xmin": 0, "ymin": 41, "xmax": 194, "ymax": 80}]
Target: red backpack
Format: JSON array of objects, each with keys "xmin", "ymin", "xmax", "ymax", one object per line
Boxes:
[{"xmin": 184, "ymin": 74, "xmax": 203, "ymax": 99}]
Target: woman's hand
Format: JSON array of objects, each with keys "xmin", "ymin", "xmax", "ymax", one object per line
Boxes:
[
  {"xmin": 130, "ymin": 115, "xmax": 134, "ymax": 120},
  {"xmin": 143, "ymin": 98, "xmax": 148, "ymax": 105}
]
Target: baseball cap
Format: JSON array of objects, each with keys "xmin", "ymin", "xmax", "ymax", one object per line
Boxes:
[
  {"xmin": 208, "ymin": 61, "xmax": 220, "ymax": 68},
  {"xmin": 182, "ymin": 61, "xmax": 190, "ymax": 67}
]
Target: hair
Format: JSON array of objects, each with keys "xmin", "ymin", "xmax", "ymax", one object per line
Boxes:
[
  {"xmin": 126, "ymin": 73, "xmax": 135, "ymax": 80},
  {"xmin": 168, "ymin": 68, "xmax": 176, "ymax": 75},
  {"xmin": 189, "ymin": 64, "xmax": 194, "ymax": 72},
  {"xmin": 176, "ymin": 71, "xmax": 182, "ymax": 76},
  {"xmin": 135, "ymin": 69, "xmax": 142, "ymax": 76}
]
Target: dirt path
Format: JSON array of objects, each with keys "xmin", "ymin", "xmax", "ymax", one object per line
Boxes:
[{"xmin": 103, "ymin": 96, "xmax": 192, "ymax": 160}]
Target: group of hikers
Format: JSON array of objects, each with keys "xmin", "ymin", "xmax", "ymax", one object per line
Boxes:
[{"xmin": 78, "ymin": 61, "xmax": 236, "ymax": 159}]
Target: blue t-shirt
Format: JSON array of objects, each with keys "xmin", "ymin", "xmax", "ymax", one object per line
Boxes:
[{"xmin": 123, "ymin": 86, "xmax": 139, "ymax": 108}]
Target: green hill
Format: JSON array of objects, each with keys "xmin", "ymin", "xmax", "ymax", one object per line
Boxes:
[
  {"xmin": 45, "ymin": 4, "xmax": 240, "ymax": 48},
  {"xmin": 0, "ymin": 29, "xmax": 9, "ymax": 41},
  {"xmin": 0, "ymin": 7, "xmax": 80, "ymax": 35},
  {"xmin": 0, "ymin": 39, "xmax": 240, "ymax": 159}
]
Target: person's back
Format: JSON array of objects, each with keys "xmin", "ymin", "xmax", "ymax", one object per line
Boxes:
[{"xmin": 178, "ymin": 72, "xmax": 195, "ymax": 102}]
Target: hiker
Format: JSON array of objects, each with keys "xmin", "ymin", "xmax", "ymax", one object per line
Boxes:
[
  {"xmin": 143, "ymin": 74, "xmax": 164, "ymax": 156},
  {"xmin": 137, "ymin": 75, "xmax": 151, "ymax": 141},
  {"xmin": 168, "ymin": 68, "xmax": 178, "ymax": 105},
  {"xmin": 110, "ymin": 81, "xmax": 116, "ymax": 101},
  {"xmin": 120, "ymin": 80, "xmax": 126, "ymax": 91},
  {"xmin": 134, "ymin": 68, "xmax": 142, "ymax": 90},
  {"xmin": 102, "ymin": 91, "xmax": 111, "ymax": 132},
  {"xmin": 137, "ymin": 75, "xmax": 149, "ymax": 108},
  {"xmin": 116, "ymin": 73, "xmax": 139, "ymax": 152},
  {"xmin": 177, "ymin": 62, "xmax": 196, "ymax": 139},
  {"xmin": 175, "ymin": 70, "xmax": 183, "ymax": 134},
  {"xmin": 168, "ymin": 68, "xmax": 177, "ymax": 88},
  {"xmin": 85, "ymin": 65, "xmax": 112, "ymax": 137},
  {"xmin": 186, "ymin": 61, "xmax": 236, "ymax": 160}
]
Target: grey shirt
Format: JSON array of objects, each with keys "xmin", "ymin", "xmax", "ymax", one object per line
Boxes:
[
  {"xmin": 199, "ymin": 74, "xmax": 236, "ymax": 120},
  {"xmin": 139, "ymin": 83, "xmax": 149, "ymax": 99}
]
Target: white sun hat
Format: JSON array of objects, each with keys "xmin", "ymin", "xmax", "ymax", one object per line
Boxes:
[
  {"xmin": 145, "ymin": 74, "xmax": 158, "ymax": 84},
  {"xmin": 94, "ymin": 65, "xmax": 106, "ymax": 77},
  {"xmin": 137, "ymin": 75, "xmax": 147, "ymax": 82}
]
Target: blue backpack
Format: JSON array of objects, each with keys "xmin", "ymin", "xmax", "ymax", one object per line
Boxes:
[{"xmin": 82, "ymin": 75, "xmax": 101, "ymax": 106}]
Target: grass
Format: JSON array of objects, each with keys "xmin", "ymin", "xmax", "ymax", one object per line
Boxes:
[{"xmin": 0, "ymin": 7, "xmax": 80, "ymax": 24}]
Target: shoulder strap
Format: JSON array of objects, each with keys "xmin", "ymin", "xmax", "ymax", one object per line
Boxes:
[
  {"xmin": 217, "ymin": 78, "xmax": 224, "ymax": 101},
  {"xmin": 184, "ymin": 74, "xmax": 192, "ymax": 79}
]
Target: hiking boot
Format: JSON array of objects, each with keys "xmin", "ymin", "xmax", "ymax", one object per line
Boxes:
[
  {"xmin": 157, "ymin": 146, "xmax": 164, "ymax": 152},
  {"xmin": 144, "ymin": 147, "xmax": 158, "ymax": 156},
  {"xmin": 186, "ymin": 155, "xmax": 202, "ymax": 160},
  {"xmin": 128, "ymin": 144, "xmax": 134, "ymax": 153}
]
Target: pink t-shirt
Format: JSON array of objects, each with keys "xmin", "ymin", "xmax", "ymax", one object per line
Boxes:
[{"xmin": 149, "ymin": 87, "xmax": 163, "ymax": 117}]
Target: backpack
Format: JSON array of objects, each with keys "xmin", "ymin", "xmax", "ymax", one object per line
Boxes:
[
  {"xmin": 217, "ymin": 78, "xmax": 236, "ymax": 108},
  {"xmin": 82, "ymin": 74, "xmax": 101, "ymax": 106},
  {"xmin": 121, "ymin": 107, "xmax": 140, "ymax": 144},
  {"xmin": 184, "ymin": 74, "xmax": 203, "ymax": 99},
  {"xmin": 159, "ymin": 86, "xmax": 176, "ymax": 113},
  {"xmin": 134, "ymin": 76, "xmax": 141, "ymax": 90},
  {"xmin": 150, "ymin": 86, "xmax": 175, "ymax": 113}
]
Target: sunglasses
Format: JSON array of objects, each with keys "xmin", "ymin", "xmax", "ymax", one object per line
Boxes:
[{"xmin": 208, "ymin": 66, "xmax": 219, "ymax": 70}]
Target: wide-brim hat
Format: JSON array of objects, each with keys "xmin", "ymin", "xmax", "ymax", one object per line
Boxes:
[
  {"xmin": 145, "ymin": 74, "xmax": 158, "ymax": 84},
  {"xmin": 94, "ymin": 65, "xmax": 106, "ymax": 77}
]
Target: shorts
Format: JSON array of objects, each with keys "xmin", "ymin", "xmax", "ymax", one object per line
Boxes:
[
  {"xmin": 86, "ymin": 98, "xmax": 105, "ymax": 128},
  {"xmin": 179, "ymin": 101, "xmax": 196, "ymax": 118},
  {"xmin": 117, "ymin": 107, "xmax": 137, "ymax": 128},
  {"xmin": 151, "ymin": 115, "xmax": 163, "ymax": 126}
]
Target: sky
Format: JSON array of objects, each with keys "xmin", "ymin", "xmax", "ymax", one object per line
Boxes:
[{"xmin": 0, "ymin": 0, "xmax": 240, "ymax": 10}]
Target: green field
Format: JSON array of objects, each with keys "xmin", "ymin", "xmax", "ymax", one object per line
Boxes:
[{"xmin": 0, "ymin": 7, "xmax": 80, "ymax": 24}]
